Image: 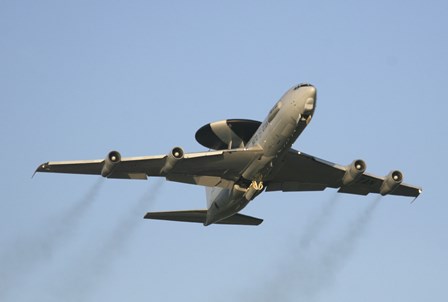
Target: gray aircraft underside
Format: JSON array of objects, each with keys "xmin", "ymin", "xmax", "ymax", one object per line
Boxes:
[{"xmin": 35, "ymin": 83, "xmax": 422, "ymax": 226}]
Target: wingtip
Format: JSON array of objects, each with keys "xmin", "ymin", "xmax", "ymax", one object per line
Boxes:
[
  {"xmin": 33, "ymin": 162, "xmax": 49, "ymax": 178},
  {"xmin": 410, "ymin": 188, "xmax": 423, "ymax": 204}
]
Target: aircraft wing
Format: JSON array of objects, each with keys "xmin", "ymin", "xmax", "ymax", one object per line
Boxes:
[
  {"xmin": 35, "ymin": 147, "xmax": 264, "ymax": 189},
  {"xmin": 265, "ymin": 149, "xmax": 422, "ymax": 198}
]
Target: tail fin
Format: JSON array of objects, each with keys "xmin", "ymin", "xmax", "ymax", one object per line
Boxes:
[
  {"xmin": 206, "ymin": 187, "xmax": 214, "ymax": 209},
  {"xmin": 144, "ymin": 210, "xmax": 263, "ymax": 226}
]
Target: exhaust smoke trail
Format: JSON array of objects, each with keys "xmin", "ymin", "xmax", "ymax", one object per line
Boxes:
[
  {"xmin": 57, "ymin": 179, "xmax": 163, "ymax": 302},
  {"xmin": 247, "ymin": 195, "xmax": 382, "ymax": 302},
  {"xmin": 0, "ymin": 178, "xmax": 104, "ymax": 300},
  {"xmin": 316, "ymin": 196, "xmax": 381, "ymax": 285},
  {"xmin": 298, "ymin": 193, "xmax": 340, "ymax": 250},
  {"xmin": 97, "ymin": 179, "xmax": 162, "ymax": 254},
  {"xmin": 245, "ymin": 193, "xmax": 341, "ymax": 302},
  {"xmin": 290, "ymin": 196, "xmax": 382, "ymax": 301}
]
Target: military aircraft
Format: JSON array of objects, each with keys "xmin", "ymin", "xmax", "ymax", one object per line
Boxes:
[{"xmin": 35, "ymin": 83, "xmax": 421, "ymax": 226}]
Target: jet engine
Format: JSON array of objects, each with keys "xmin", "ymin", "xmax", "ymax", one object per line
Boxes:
[
  {"xmin": 342, "ymin": 159, "xmax": 366, "ymax": 186},
  {"xmin": 161, "ymin": 147, "xmax": 184, "ymax": 174},
  {"xmin": 380, "ymin": 170, "xmax": 403, "ymax": 195},
  {"xmin": 101, "ymin": 150, "xmax": 121, "ymax": 177}
]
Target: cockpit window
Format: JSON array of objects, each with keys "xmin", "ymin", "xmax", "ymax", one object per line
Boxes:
[{"xmin": 293, "ymin": 83, "xmax": 312, "ymax": 90}]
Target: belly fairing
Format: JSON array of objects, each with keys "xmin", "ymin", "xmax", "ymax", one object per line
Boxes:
[{"xmin": 206, "ymin": 186, "xmax": 250, "ymax": 224}]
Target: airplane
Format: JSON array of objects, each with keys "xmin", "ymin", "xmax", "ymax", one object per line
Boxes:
[{"xmin": 35, "ymin": 83, "xmax": 422, "ymax": 226}]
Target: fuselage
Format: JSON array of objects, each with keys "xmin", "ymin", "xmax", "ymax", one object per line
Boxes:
[{"xmin": 205, "ymin": 84, "xmax": 317, "ymax": 225}]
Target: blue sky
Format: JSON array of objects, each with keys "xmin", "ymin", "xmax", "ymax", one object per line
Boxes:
[{"xmin": 1, "ymin": 1, "xmax": 447, "ymax": 301}]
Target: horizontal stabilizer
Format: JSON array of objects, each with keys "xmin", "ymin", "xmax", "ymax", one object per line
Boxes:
[{"xmin": 144, "ymin": 210, "xmax": 263, "ymax": 226}]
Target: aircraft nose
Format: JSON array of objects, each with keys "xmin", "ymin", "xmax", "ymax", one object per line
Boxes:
[
  {"xmin": 305, "ymin": 85, "xmax": 316, "ymax": 100},
  {"xmin": 303, "ymin": 86, "xmax": 316, "ymax": 113}
]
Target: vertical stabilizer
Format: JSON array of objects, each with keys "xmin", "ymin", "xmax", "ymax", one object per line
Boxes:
[{"xmin": 205, "ymin": 187, "xmax": 217, "ymax": 209}]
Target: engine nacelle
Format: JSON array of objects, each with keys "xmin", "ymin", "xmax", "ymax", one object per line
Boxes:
[
  {"xmin": 101, "ymin": 150, "xmax": 121, "ymax": 177},
  {"xmin": 380, "ymin": 170, "xmax": 403, "ymax": 195},
  {"xmin": 342, "ymin": 159, "xmax": 366, "ymax": 186},
  {"xmin": 161, "ymin": 147, "xmax": 184, "ymax": 175}
]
